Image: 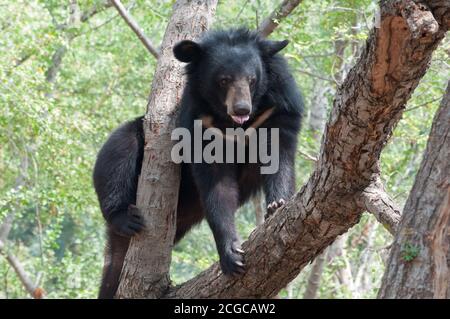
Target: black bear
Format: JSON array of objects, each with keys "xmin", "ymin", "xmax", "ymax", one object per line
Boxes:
[{"xmin": 93, "ymin": 28, "xmax": 304, "ymax": 299}]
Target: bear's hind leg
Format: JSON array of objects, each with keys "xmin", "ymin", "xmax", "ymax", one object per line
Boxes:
[{"xmin": 98, "ymin": 229, "xmax": 130, "ymax": 299}]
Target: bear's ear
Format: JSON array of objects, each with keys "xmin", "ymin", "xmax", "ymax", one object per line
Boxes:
[
  {"xmin": 173, "ymin": 40, "xmax": 203, "ymax": 63},
  {"xmin": 260, "ymin": 39, "xmax": 289, "ymax": 56}
]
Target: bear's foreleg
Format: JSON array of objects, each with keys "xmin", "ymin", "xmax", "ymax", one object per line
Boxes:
[
  {"xmin": 190, "ymin": 162, "xmax": 245, "ymax": 275},
  {"xmin": 262, "ymin": 150, "xmax": 296, "ymax": 219}
]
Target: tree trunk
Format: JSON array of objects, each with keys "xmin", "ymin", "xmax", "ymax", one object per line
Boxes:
[
  {"xmin": 303, "ymin": 251, "xmax": 326, "ymax": 299},
  {"xmin": 308, "ymin": 81, "xmax": 329, "ymax": 141},
  {"xmin": 378, "ymin": 80, "xmax": 450, "ymax": 299},
  {"xmin": 115, "ymin": 0, "xmax": 218, "ymax": 299},
  {"xmin": 252, "ymin": 193, "xmax": 265, "ymax": 226},
  {"xmin": 164, "ymin": 0, "xmax": 449, "ymax": 298},
  {"xmin": 303, "ymin": 80, "xmax": 329, "ymax": 299}
]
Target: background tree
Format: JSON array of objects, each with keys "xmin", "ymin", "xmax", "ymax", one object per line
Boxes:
[{"xmin": 378, "ymin": 81, "xmax": 450, "ymax": 299}]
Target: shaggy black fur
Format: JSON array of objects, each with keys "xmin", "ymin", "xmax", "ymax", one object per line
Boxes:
[{"xmin": 93, "ymin": 28, "xmax": 304, "ymax": 298}]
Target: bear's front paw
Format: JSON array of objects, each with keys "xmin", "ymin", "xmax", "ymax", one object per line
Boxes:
[
  {"xmin": 265, "ymin": 198, "xmax": 286, "ymax": 219},
  {"xmin": 219, "ymin": 241, "xmax": 245, "ymax": 276},
  {"xmin": 110, "ymin": 204, "xmax": 145, "ymax": 238}
]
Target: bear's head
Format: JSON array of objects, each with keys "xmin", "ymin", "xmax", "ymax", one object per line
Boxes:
[{"xmin": 173, "ymin": 28, "xmax": 289, "ymax": 125}]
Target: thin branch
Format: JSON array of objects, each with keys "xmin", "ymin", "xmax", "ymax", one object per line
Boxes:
[
  {"xmin": 14, "ymin": 54, "xmax": 32, "ymax": 68},
  {"xmin": 85, "ymin": 9, "xmax": 123, "ymax": 33},
  {"xmin": 44, "ymin": 1, "xmax": 114, "ymax": 88},
  {"xmin": 405, "ymin": 95, "xmax": 444, "ymax": 112},
  {"xmin": 0, "ymin": 240, "xmax": 45, "ymax": 299},
  {"xmin": 235, "ymin": 0, "xmax": 250, "ymax": 20},
  {"xmin": 296, "ymin": 68, "xmax": 335, "ymax": 83},
  {"xmin": 80, "ymin": 0, "xmax": 113, "ymax": 23},
  {"xmin": 357, "ymin": 176, "xmax": 402, "ymax": 235},
  {"xmin": 47, "ymin": 0, "xmax": 112, "ymax": 31},
  {"xmin": 297, "ymin": 149, "xmax": 318, "ymax": 162},
  {"xmin": 0, "ymin": 151, "xmax": 42, "ymax": 298},
  {"xmin": 258, "ymin": 0, "xmax": 303, "ymax": 38},
  {"xmin": 110, "ymin": 0, "xmax": 159, "ymax": 59}
]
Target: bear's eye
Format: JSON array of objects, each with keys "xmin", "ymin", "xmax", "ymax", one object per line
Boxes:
[
  {"xmin": 219, "ymin": 78, "xmax": 230, "ymax": 87},
  {"xmin": 249, "ymin": 77, "xmax": 256, "ymax": 86}
]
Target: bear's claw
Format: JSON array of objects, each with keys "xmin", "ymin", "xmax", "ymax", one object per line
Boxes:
[
  {"xmin": 111, "ymin": 204, "xmax": 145, "ymax": 238},
  {"xmin": 220, "ymin": 241, "xmax": 246, "ymax": 276},
  {"xmin": 265, "ymin": 198, "xmax": 286, "ymax": 219}
]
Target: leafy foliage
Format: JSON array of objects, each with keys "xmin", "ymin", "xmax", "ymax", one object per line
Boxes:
[{"xmin": 0, "ymin": 0, "xmax": 448, "ymax": 298}]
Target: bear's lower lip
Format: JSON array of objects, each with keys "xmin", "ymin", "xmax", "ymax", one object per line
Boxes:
[{"xmin": 231, "ymin": 115, "xmax": 250, "ymax": 125}]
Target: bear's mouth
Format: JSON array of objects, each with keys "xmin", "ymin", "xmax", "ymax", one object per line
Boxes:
[{"xmin": 230, "ymin": 115, "xmax": 250, "ymax": 125}]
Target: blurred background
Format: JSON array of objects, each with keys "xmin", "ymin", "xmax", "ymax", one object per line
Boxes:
[{"xmin": 0, "ymin": 0, "xmax": 448, "ymax": 298}]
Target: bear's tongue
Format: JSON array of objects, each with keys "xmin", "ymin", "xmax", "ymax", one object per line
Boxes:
[{"xmin": 231, "ymin": 115, "xmax": 250, "ymax": 125}]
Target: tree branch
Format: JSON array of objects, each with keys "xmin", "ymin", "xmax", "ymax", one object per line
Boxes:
[
  {"xmin": 356, "ymin": 176, "xmax": 402, "ymax": 235},
  {"xmin": 297, "ymin": 149, "xmax": 318, "ymax": 162},
  {"xmin": 0, "ymin": 240, "xmax": 45, "ymax": 299},
  {"xmin": 45, "ymin": 45, "xmax": 68, "ymax": 84},
  {"xmin": 165, "ymin": 0, "xmax": 449, "ymax": 298},
  {"xmin": 0, "ymin": 151, "xmax": 42, "ymax": 298},
  {"xmin": 44, "ymin": 1, "xmax": 114, "ymax": 88},
  {"xmin": 110, "ymin": 0, "xmax": 159, "ymax": 58},
  {"xmin": 258, "ymin": 0, "xmax": 303, "ymax": 37},
  {"xmin": 115, "ymin": 0, "xmax": 218, "ymax": 298},
  {"xmin": 296, "ymin": 68, "xmax": 335, "ymax": 83},
  {"xmin": 80, "ymin": 0, "xmax": 113, "ymax": 23}
]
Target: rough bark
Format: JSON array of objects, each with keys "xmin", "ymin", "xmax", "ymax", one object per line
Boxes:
[
  {"xmin": 115, "ymin": 0, "xmax": 218, "ymax": 299},
  {"xmin": 378, "ymin": 80, "xmax": 450, "ymax": 299},
  {"xmin": 164, "ymin": 0, "xmax": 449, "ymax": 298},
  {"xmin": 258, "ymin": 0, "xmax": 303, "ymax": 38},
  {"xmin": 356, "ymin": 176, "xmax": 402, "ymax": 235}
]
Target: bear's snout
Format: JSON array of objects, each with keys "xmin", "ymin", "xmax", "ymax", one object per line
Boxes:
[
  {"xmin": 233, "ymin": 102, "xmax": 251, "ymax": 116},
  {"xmin": 225, "ymin": 77, "xmax": 252, "ymax": 125}
]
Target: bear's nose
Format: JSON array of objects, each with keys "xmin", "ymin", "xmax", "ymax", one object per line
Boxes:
[{"xmin": 233, "ymin": 102, "xmax": 251, "ymax": 116}]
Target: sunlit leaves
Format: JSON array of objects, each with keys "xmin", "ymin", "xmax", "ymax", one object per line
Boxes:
[{"xmin": 0, "ymin": 0, "xmax": 448, "ymax": 299}]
